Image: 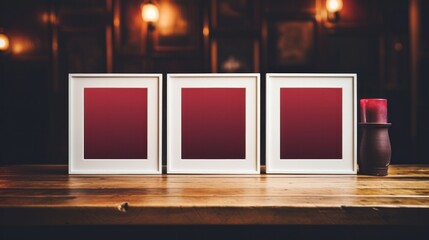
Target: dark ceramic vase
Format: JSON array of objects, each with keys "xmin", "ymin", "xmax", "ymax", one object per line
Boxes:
[{"xmin": 359, "ymin": 123, "xmax": 392, "ymax": 176}]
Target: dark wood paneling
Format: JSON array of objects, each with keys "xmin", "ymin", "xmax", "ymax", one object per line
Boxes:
[
  {"xmin": 417, "ymin": 0, "xmax": 429, "ymax": 163},
  {"xmin": 0, "ymin": 0, "xmax": 52, "ymax": 164},
  {"xmin": 264, "ymin": 0, "xmax": 316, "ymax": 14}
]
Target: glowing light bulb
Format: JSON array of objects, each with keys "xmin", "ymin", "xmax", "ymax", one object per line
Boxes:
[
  {"xmin": 0, "ymin": 33, "xmax": 10, "ymax": 51},
  {"xmin": 141, "ymin": 3, "xmax": 159, "ymax": 23},
  {"xmin": 326, "ymin": 0, "xmax": 343, "ymax": 13}
]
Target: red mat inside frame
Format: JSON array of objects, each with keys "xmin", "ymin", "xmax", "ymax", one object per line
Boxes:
[
  {"xmin": 280, "ymin": 88, "xmax": 342, "ymax": 159},
  {"xmin": 84, "ymin": 88, "xmax": 148, "ymax": 159},
  {"xmin": 181, "ymin": 88, "xmax": 246, "ymax": 159}
]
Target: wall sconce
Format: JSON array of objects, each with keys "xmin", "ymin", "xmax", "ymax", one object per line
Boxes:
[
  {"xmin": 0, "ymin": 33, "xmax": 10, "ymax": 51},
  {"xmin": 141, "ymin": 1, "xmax": 159, "ymax": 30},
  {"xmin": 326, "ymin": 0, "xmax": 343, "ymax": 22}
]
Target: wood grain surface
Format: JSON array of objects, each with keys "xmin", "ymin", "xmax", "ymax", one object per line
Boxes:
[{"xmin": 1, "ymin": 165, "xmax": 429, "ymax": 225}]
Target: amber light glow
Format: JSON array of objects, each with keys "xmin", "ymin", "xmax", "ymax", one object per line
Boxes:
[
  {"xmin": 41, "ymin": 12, "xmax": 56, "ymax": 24},
  {"xmin": 141, "ymin": 2, "xmax": 159, "ymax": 23},
  {"xmin": 203, "ymin": 26, "xmax": 209, "ymax": 37},
  {"xmin": 9, "ymin": 37, "xmax": 33, "ymax": 55},
  {"xmin": 0, "ymin": 33, "xmax": 10, "ymax": 51},
  {"xmin": 326, "ymin": 0, "xmax": 343, "ymax": 13},
  {"xmin": 12, "ymin": 43, "xmax": 24, "ymax": 54}
]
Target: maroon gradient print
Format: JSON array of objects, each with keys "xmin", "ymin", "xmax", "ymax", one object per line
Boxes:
[
  {"xmin": 84, "ymin": 88, "xmax": 148, "ymax": 159},
  {"xmin": 181, "ymin": 88, "xmax": 246, "ymax": 159},
  {"xmin": 280, "ymin": 88, "xmax": 342, "ymax": 159}
]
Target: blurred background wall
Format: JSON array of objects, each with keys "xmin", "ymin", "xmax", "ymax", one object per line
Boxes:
[{"xmin": 0, "ymin": 0, "xmax": 428, "ymax": 165}]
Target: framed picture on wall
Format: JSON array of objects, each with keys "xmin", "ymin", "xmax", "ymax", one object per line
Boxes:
[
  {"xmin": 212, "ymin": 0, "xmax": 255, "ymax": 31},
  {"xmin": 114, "ymin": 0, "xmax": 200, "ymax": 54},
  {"xmin": 69, "ymin": 74, "xmax": 162, "ymax": 174},
  {"xmin": 266, "ymin": 74, "xmax": 357, "ymax": 174},
  {"xmin": 167, "ymin": 74, "xmax": 260, "ymax": 174},
  {"xmin": 267, "ymin": 19, "xmax": 315, "ymax": 69},
  {"xmin": 211, "ymin": 37, "xmax": 259, "ymax": 73}
]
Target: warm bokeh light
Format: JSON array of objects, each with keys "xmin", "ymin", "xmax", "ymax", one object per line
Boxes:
[
  {"xmin": 41, "ymin": 12, "xmax": 50, "ymax": 23},
  {"xmin": 326, "ymin": 0, "xmax": 343, "ymax": 12},
  {"xmin": 10, "ymin": 37, "xmax": 33, "ymax": 55},
  {"xmin": 41, "ymin": 12, "xmax": 56, "ymax": 24},
  {"xmin": 158, "ymin": 1, "xmax": 187, "ymax": 36},
  {"xmin": 0, "ymin": 33, "xmax": 10, "ymax": 51},
  {"xmin": 203, "ymin": 26, "xmax": 209, "ymax": 37},
  {"xmin": 12, "ymin": 43, "xmax": 24, "ymax": 54},
  {"xmin": 114, "ymin": 17, "xmax": 120, "ymax": 27},
  {"xmin": 141, "ymin": 3, "xmax": 159, "ymax": 23}
]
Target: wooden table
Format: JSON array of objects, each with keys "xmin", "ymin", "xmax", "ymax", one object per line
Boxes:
[{"xmin": 1, "ymin": 164, "xmax": 429, "ymax": 226}]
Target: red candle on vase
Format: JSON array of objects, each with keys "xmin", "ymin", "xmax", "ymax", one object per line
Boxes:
[{"xmin": 360, "ymin": 99, "xmax": 388, "ymax": 123}]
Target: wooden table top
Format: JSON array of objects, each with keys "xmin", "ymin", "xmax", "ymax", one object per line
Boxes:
[{"xmin": 1, "ymin": 164, "xmax": 429, "ymax": 226}]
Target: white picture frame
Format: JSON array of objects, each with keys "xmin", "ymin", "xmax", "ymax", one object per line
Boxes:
[
  {"xmin": 266, "ymin": 73, "xmax": 357, "ymax": 174},
  {"xmin": 167, "ymin": 74, "xmax": 260, "ymax": 174},
  {"xmin": 69, "ymin": 74, "xmax": 162, "ymax": 174}
]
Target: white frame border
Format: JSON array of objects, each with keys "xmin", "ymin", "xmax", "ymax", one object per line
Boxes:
[
  {"xmin": 69, "ymin": 74, "xmax": 162, "ymax": 174},
  {"xmin": 266, "ymin": 73, "xmax": 357, "ymax": 174},
  {"xmin": 167, "ymin": 74, "xmax": 260, "ymax": 174}
]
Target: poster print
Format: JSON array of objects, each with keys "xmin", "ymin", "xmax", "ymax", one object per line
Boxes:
[
  {"xmin": 181, "ymin": 88, "xmax": 246, "ymax": 159},
  {"xmin": 83, "ymin": 88, "xmax": 148, "ymax": 159}
]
